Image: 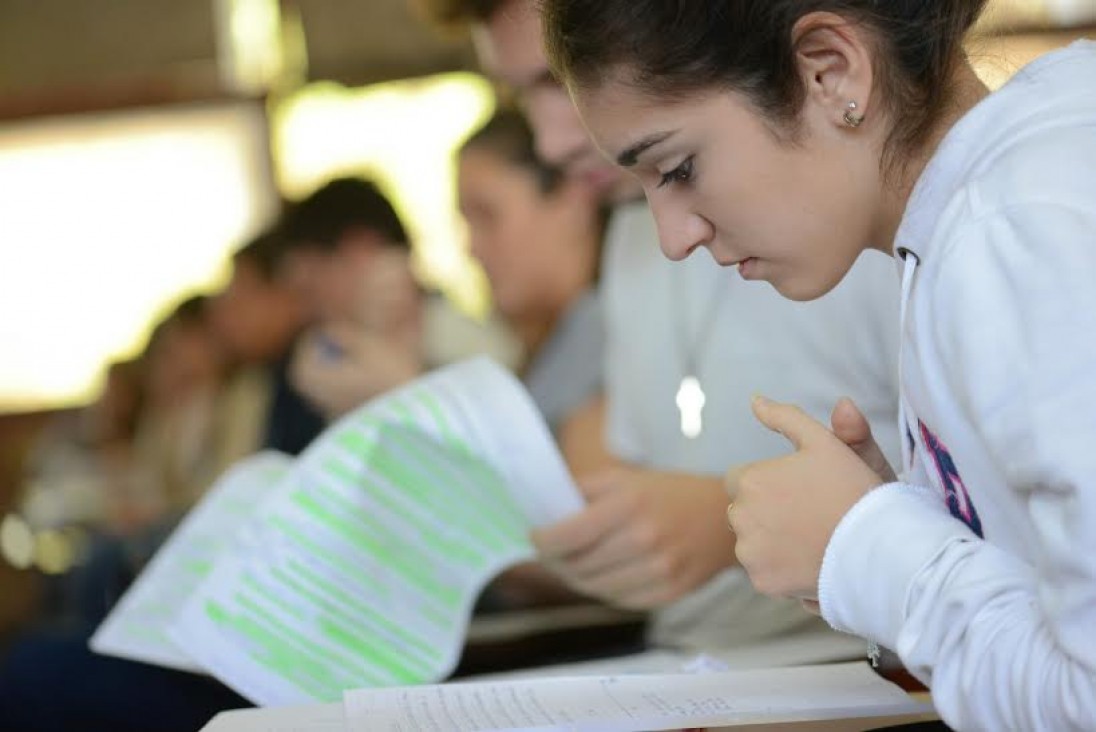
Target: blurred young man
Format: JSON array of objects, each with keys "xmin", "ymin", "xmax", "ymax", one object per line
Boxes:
[
  {"xmin": 419, "ymin": 0, "xmax": 902, "ymax": 656},
  {"xmin": 209, "ymin": 231, "xmax": 327, "ymax": 457},
  {"xmin": 278, "ymin": 176, "xmax": 519, "ymax": 420}
]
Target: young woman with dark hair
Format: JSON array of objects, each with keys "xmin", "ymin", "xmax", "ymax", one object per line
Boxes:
[
  {"xmin": 543, "ymin": 1, "xmax": 1096, "ymax": 728},
  {"xmin": 458, "ymin": 109, "xmax": 605, "ymax": 435}
]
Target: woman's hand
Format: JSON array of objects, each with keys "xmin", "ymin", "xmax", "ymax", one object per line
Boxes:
[
  {"xmin": 726, "ymin": 396, "xmax": 885, "ymax": 601},
  {"xmin": 830, "ymin": 397, "xmax": 897, "ymax": 483}
]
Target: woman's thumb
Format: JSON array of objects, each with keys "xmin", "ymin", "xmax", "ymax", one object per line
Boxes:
[{"xmin": 830, "ymin": 397, "xmax": 871, "ymax": 446}]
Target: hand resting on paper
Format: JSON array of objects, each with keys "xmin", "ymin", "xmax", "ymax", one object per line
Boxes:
[{"xmin": 532, "ymin": 468, "xmax": 737, "ymax": 609}]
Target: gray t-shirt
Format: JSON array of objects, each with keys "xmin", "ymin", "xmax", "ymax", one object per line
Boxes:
[{"xmin": 523, "ymin": 290, "xmax": 603, "ymax": 434}]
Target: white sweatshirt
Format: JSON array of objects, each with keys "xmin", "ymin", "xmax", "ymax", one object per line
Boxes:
[{"xmin": 818, "ymin": 41, "xmax": 1096, "ymax": 731}]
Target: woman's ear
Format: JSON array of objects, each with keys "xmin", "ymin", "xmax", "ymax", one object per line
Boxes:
[{"xmin": 791, "ymin": 12, "xmax": 875, "ymax": 130}]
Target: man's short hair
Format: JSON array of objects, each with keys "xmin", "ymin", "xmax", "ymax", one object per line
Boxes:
[
  {"xmin": 415, "ymin": 0, "xmax": 509, "ymax": 30},
  {"xmin": 279, "ymin": 177, "xmax": 410, "ymax": 252},
  {"xmin": 232, "ymin": 229, "xmax": 289, "ymax": 280}
]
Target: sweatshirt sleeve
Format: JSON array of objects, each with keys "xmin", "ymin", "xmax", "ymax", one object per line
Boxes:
[{"xmin": 818, "ymin": 198, "xmax": 1096, "ymax": 731}]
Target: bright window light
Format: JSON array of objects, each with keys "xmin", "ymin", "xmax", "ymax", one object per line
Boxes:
[
  {"xmin": 1046, "ymin": 0, "xmax": 1096, "ymax": 24},
  {"xmin": 0, "ymin": 103, "xmax": 275, "ymax": 412},
  {"xmin": 272, "ymin": 72, "xmax": 496, "ymax": 316},
  {"xmin": 972, "ymin": 19, "xmax": 1091, "ymax": 89}
]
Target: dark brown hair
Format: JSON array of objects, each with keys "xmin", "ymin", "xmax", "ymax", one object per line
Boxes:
[
  {"xmin": 232, "ymin": 228, "xmax": 289, "ymax": 281},
  {"xmin": 543, "ymin": 0, "xmax": 988, "ymax": 171},
  {"xmin": 278, "ymin": 177, "xmax": 410, "ymax": 252},
  {"xmin": 460, "ymin": 109, "xmax": 563, "ymax": 193}
]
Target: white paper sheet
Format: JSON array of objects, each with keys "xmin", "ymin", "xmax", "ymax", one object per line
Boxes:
[
  {"xmin": 90, "ymin": 452, "xmax": 292, "ymax": 671},
  {"xmin": 168, "ymin": 358, "xmax": 583, "ymax": 706},
  {"xmin": 200, "ymin": 703, "xmax": 347, "ymax": 732},
  {"xmin": 344, "ymin": 662, "xmax": 932, "ymax": 732}
]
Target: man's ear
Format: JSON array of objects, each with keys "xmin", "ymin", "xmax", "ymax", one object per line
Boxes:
[{"xmin": 791, "ymin": 12, "xmax": 875, "ymax": 129}]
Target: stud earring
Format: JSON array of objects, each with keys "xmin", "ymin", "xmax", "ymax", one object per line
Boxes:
[{"xmin": 843, "ymin": 101, "xmax": 864, "ymax": 128}]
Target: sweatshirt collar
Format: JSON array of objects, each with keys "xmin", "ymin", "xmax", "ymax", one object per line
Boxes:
[{"xmin": 892, "ymin": 41, "xmax": 1094, "ymax": 262}]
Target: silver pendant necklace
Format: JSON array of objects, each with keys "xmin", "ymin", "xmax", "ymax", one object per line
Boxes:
[
  {"xmin": 675, "ymin": 374, "xmax": 706, "ymax": 439},
  {"xmin": 672, "ymin": 268, "xmax": 725, "ymax": 439}
]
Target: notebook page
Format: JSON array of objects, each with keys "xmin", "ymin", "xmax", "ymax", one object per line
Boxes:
[
  {"xmin": 90, "ymin": 452, "xmax": 291, "ymax": 671},
  {"xmin": 200, "ymin": 703, "xmax": 347, "ymax": 732},
  {"xmin": 344, "ymin": 662, "xmax": 932, "ymax": 731},
  {"xmin": 168, "ymin": 358, "xmax": 582, "ymax": 706}
]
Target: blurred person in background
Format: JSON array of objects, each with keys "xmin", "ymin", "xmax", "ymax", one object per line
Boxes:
[
  {"xmin": 458, "ymin": 108, "xmax": 610, "ymax": 611},
  {"xmin": 0, "ymin": 232, "xmax": 329, "ymax": 732},
  {"xmin": 208, "ymin": 230, "xmax": 326, "ymax": 459},
  {"xmin": 17, "ymin": 358, "xmax": 145, "ymax": 538},
  {"xmin": 65, "ymin": 297, "xmax": 225, "ymax": 628},
  {"xmin": 0, "ymin": 299, "xmax": 244, "ymax": 732},
  {"xmin": 110, "ymin": 295, "xmax": 227, "ymax": 532},
  {"xmin": 282, "ymin": 176, "xmax": 520, "ymax": 421},
  {"xmin": 458, "ymin": 109, "xmax": 604, "ymax": 438},
  {"xmin": 11, "ymin": 298, "xmax": 229, "ymax": 630},
  {"xmin": 67, "ymin": 231, "xmax": 326, "ymax": 627}
]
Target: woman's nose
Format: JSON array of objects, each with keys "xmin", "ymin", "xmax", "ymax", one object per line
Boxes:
[{"xmin": 650, "ymin": 198, "xmax": 714, "ymax": 262}]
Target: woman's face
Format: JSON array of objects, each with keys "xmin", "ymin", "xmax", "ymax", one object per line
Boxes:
[
  {"xmin": 573, "ymin": 80, "xmax": 885, "ymax": 301},
  {"xmin": 459, "ymin": 148, "xmax": 596, "ymax": 319}
]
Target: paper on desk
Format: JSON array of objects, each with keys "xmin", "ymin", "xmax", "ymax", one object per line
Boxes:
[
  {"xmin": 200, "ymin": 702, "xmax": 347, "ymax": 732},
  {"xmin": 90, "ymin": 451, "xmax": 292, "ymax": 671},
  {"xmin": 344, "ymin": 661, "xmax": 932, "ymax": 732},
  {"xmin": 169, "ymin": 358, "xmax": 583, "ymax": 707}
]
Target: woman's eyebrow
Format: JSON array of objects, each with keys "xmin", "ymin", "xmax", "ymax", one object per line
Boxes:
[{"xmin": 617, "ymin": 130, "xmax": 677, "ymax": 167}]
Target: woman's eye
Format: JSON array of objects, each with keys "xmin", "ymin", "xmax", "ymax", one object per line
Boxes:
[{"xmin": 657, "ymin": 156, "xmax": 695, "ymax": 189}]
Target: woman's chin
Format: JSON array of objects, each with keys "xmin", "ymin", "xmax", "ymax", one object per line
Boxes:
[{"xmin": 769, "ymin": 273, "xmax": 835, "ymax": 302}]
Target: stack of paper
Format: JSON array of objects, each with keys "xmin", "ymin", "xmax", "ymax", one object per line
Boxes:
[{"xmin": 91, "ymin": 357, "xmax": 584, "ymax": 705}]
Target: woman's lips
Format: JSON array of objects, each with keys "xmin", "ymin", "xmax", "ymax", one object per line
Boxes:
[
  {"xmin": 737, "ymin": 257, "xmax": 757, "ymax": 279},
  {"xmin": 716, "ymin": 255, "xmax": 757, "ymax": 278}
]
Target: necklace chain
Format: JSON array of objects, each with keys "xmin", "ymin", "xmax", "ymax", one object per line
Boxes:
[
  {"xmin": 671, "ymin": 265, "xmax": 727, "ymax": 439},
  {"xmin": 671, "ymin": 265, "xmax": 727, "ymax": 378}
]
